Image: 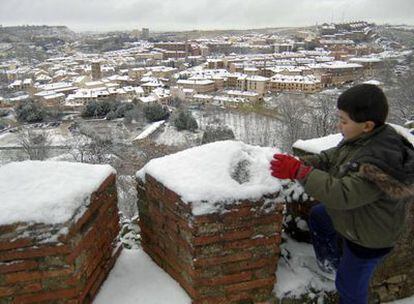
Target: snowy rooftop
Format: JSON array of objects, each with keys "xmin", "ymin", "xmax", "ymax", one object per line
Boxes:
[
  {"xmin": 270, "ymin": 74, "xmax": 321, "ymax": 84},
  {"xmin": 134, "ymin": 120, "xmax": 165, "ymax": 141},
  {"xmin": 137, "ymin": 141, "xmax": 284, "ymax": 215},
  {"xmin": 0, "ymin": 161, "xmax": 115, "ymax": 226},
  {"xmin": 177, "ymin": 79, "xmax": 215, "ymax": 85},
  {"xmin": 309, "ymin": 61, "xmax": 363, "ymax": 70},
  {"xmin": 349, "ymin": 57, "xmax": 382, "ymax": 63}
]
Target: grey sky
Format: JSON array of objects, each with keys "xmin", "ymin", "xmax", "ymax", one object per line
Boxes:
[{"xmin": 1, "ymin": 0, "xmax": 413, "ymax": 32}]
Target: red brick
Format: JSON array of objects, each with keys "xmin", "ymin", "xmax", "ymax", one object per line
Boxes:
[
  {"xmin": 12, "ymin": 287, "xmax": 79, "ymax": 304},
  {"xmin": 95, "ymin": 174, "xmax": 116, "ymax": 194},
  {"xmin": 223, "ymin": 235, "xmax": 281, "ymax": 250},
  {"xmin": 224, "ymin": 277, "xmax": 276, "ymax": 293},
  {"xmin": 0, "ymin": 239, "xmax": 32, "ymax": 252},
  {"xmin": 0, "ymin": 260, "xmax": 38, "ymax": 274},
  {"xmin": 143, "ymin": 241, "xmax": 197, "ymax": 284},
  {"xmin": 222, "ymin": 206, "xmax": 255, "ymax": 221},
  {"xmin": 66, "ymin": 208, "xmax": 117, "ymax": 265},
  {"xmin": 141, "ymin": 243, "xmax": 163, "ymax": 269},
  {"xmin": 194, "ymin": 228, "xmax": 256, "ymax": 246},
  {"xmin": 223, "ymin": 258, "xmax": 277, "ymax": 274},
  {"xmin": 5, "ymin": 267, "xmax": 73, "ymax": 284},
  {"xmin": 227, "ymin": 291, "xmax": 255, "ymax": 302},
  {"xmin": 67, "ymin": 191, "xmax": 116, "ymax": 238},
  {"xmin": 85, "ymin": 249, "xmax": 107, "ymax": 278},
  {"xmin": 192, "ymin": 296, "xmax": 229, "ymax": 304},
  {"xmin": 88, "ymin": 269, "xmax": 107, "ymax": 299},
  {"xmin": 0, "ymin": 282, "xmax": 42, "ymax": 298},
  {"xmin": 103, "ymin": 245, "xmax": 122, "ymax": 275},
  {"xmin": 0, "ymin": 245, "xmax": 70, "ymax": 262},
  {"xmin": 66, "ymin": 228, "xmax": 98, "ymax": 264},
  {"xmin": 192, "ymin": 213, "xmax": 220, "ymax": 225},
  {"xmin": 193, "ymin": 234, "xmax": 221, "ymax": 246},
  {"xmin": 0, "ymin": 286, "xmax": 13, "ymax": 297},
  {"xmin": 196, "ymin": 271, "xmax": 252, "ymax": 287},
  {"xmin": 231, "ymin": 213, "xmax": 283, "ymax": 228},
  {"xmin": 98, "ymin": 199, "xmax": 117, "ymax": 218},
  {"xmin": 19, "ymin": 282, "xmax": 42, "ymax": 295},
  {"xmin": 0, "ymin": 224, "xmax": 19, "ymax": 235},
  {"xmin": 79, "ymin": 262, "xmax": 104, "ymax": 303},
  {"xmin": 194, "ymin": 252, "xmax": 252, "ymax": 267},
  {"xmin": 222, "ymin": 228, "xmax": 255, "ymax": 241}
]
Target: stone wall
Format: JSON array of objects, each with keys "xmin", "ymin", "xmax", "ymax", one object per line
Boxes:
[
  {"xmin": 137, "ymin": 174, "xmax": 284, "ymax": 304},
  {"xmin": 370, "ymin": 203, "xmax": 414, "ymax": 302},
  {"xmin": 0, "ymin": 174, "xmax": 121, "ymax": 304}
]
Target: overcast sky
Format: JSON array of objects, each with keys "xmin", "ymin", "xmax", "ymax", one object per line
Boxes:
[{"xmin": 1, "ymin": 0, "xmax": 413, "ymax": 32}]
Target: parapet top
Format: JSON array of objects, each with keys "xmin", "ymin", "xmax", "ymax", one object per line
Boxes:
[
  {"xmin": 0, "ymin": 161, "xmax": 115, "ymax": 226},
  {"xmin": 293, "ymin": 124, "xmax": 414, "ymax": 155},
  {"xmin": 137, "ymin": 141, "xmax": 283, "ymax": 214}
]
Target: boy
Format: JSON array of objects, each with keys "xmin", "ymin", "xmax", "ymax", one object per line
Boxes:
[{"xmin": 270, "ymin": 84, "xmax": 414, "ymax": 304}]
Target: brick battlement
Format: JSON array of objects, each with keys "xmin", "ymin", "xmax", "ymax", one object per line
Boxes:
[
  {"xmin": 137, "ymin": 174, "xmax": 284, "ymax": 304},
  {"xmin": 0, "ymin": 174, "xmax": 121, "ymax": 304}
]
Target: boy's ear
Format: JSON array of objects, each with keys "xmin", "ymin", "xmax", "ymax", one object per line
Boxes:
[{"xmin": 363, "ymin": 121, "xmax": 376, "ymax": 133}]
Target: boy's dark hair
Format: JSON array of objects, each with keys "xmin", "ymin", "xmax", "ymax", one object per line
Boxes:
[{"xmin": 337, "ymin": 84, "xmax": 388, "ymax": 126}]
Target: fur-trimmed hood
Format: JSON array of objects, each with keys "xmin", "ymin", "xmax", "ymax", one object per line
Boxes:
[{"xmin": 359, "ymin": 163, "xmax": 414, "ymax": 202}]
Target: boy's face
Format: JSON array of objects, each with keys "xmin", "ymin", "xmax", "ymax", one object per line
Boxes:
[{"xmin": 337, "ymin": 110, "xmax": 375, "ymax": 140}]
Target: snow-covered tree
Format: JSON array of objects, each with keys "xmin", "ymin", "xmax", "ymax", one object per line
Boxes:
[{"xmin": 17, "ymin": 128, "xmax": 51, "ymax": 160}]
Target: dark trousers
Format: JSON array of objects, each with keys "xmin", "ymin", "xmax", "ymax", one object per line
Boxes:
[{"xmin": 308, "ymin": 204, "xmax": 386, "ymax": 304}]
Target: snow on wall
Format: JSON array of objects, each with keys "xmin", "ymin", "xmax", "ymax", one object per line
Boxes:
[
  {"xmin": 0, "ymin": 161, "xmax": 115, "ymax": 226},
  {"xmin": 137, "ymin": 140, "xmax": 290, "ymax": 215},
  {"xmin": 293, "ymin": 133, "xmax": 343, "ymax": 154},
  {"xmin": 293, "ymin": 124, "xmax": 414, "ymax": 155}
]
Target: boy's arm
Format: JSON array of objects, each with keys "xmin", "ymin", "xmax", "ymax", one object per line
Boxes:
[
  {"xmin": 303, "ymin": 168, "xmax": 382, "ymax": 210},
  {"xmin": 300, "ymin": 147, "xmax": 337, "ymax": 171}
]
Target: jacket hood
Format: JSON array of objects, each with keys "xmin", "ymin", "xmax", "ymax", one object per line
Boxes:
[
  {"xmin": 360, "ymin": 163, "xmax": 414, "ymax": 202},
  {"xmin": 354, "ymin": 125, "xmax": 414, "ymax": 184}
]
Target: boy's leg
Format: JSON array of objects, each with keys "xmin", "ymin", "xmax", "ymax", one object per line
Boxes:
[
  {"xmin": 336, "ymin": 241, "xmax": 384, "ymax": 304},
  {"xmin": 307, "ymin": 204, "xmax": 341, "ymax": 271}
]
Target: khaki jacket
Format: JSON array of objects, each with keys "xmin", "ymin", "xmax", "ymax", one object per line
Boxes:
[{"xmin": 302, "ymin": 125, "xmax": 414, "ymax": 248}]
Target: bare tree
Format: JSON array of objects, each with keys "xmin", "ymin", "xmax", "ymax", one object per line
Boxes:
[
  {"xmin": 276, "ymin": 94, "xmax": 310, "ymax": 152},
  {"xmin": 308, "ymin": 94, "xmax": 338, "ymax": 138},
  {"xmin": 69, "ymin": 125, "xmax": 113, "ymax": 164},
  {"xmin": 376, "ymin": 59, "xmax": 396, "ymax": 86},
  {"xmin": 17, "ymin": 129, "xmax": 51, "ymax": 160}
]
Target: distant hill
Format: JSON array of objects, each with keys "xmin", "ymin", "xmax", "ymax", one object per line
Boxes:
[
  {"xmin": 0, "ymin": 25, "xmax": 77, "ymax": 44},
  {"xmin": 152, "ymin": 26, "xmax": 318, "ymax": 40}
]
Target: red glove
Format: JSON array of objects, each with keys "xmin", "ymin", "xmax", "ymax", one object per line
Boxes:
[{"xmin": 270, "ymin": 154, "xmax": 312, "ymax": 180}]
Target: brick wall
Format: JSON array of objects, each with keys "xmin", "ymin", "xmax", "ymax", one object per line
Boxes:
[
  {"xmin": 0, "ymin": 174, "xmax": 121, "ymax": 304},
  {"xmin": 137, "ymin": 174, "xmax": 284, "ymax": 304}
]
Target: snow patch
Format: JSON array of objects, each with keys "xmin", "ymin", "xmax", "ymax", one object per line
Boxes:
[
  {"xmin": 293, "ymin": 124, "xmax": 414, "ymax": 155},
  {"xmin": 134, "ymin": 120, "xmax": 165, "ymax": 141},
  {"xmin": 137, "ymin": 141, "xmax": 290, "ymax": 215},
  {"xmin": 0, "ymin": 161, "xmax": 115, "ymax": 225}
]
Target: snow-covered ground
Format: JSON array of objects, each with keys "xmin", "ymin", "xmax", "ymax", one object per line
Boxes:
[
  {"xmin": 94, "ymin": 249, "xmax": 191, "ymax": 304},
  {"xmin": 0, "ymin": 125, "xmax": 73, "ymax": 148},
  {"xmin": 95, "ymin": 237, "xmax": 414, "ymax": 303},
  {"xmin": 155, "ymin": 125, "xmax": 202, "ymax": 147}
]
